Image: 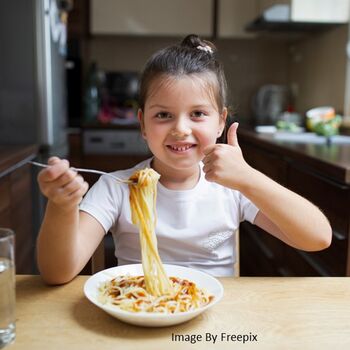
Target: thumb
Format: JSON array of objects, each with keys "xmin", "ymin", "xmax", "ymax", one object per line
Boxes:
[
  {"xmin": 47, "ymin": 156, "xmax": 61, "ymax": 165},
  {"xmin": 227, "ymin": 122, "xmax": 239, "ymax": 147}
]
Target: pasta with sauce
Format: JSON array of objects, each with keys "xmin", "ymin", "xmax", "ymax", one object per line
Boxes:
[{"xmin": 98, "ymin": 168, "xmax": 213, "ymax": 313}]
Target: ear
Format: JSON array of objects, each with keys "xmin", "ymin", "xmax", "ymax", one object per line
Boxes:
[
  {"xmin": 217, "ymin": 107, "xmax": 228, "ymax": 137},
  {"xmin": 137, "ymin": 109, "xmax": 147, "ymax": 139}
]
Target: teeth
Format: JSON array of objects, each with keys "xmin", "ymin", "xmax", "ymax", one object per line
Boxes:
[{"xmin": 170, "ymin": 144, "xmax": 192, "ymax": 151}]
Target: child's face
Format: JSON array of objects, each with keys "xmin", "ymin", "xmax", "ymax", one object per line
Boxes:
[{"xmin": 139, "ymin": 75, "xmax": 227, "ymax": 172}]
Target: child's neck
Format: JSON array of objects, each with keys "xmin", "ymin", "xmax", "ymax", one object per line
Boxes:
[{"xmin": 151, "ymin": 159, "xmax": 200, "ymax": 190}]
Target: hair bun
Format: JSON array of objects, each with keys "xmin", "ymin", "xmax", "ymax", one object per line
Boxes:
[{"xmin": 181, "ymin": 34, "xmax": 216, "ymax": 54}]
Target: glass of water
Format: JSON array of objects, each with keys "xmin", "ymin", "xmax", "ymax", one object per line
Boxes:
[{"xmin": 0, "ymin": 228, "xmax": 15, "ymax": 348}]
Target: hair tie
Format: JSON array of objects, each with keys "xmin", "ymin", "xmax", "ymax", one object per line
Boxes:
[{"xmin": 196, "ymin": 45, "xmax": 213, "ymax": 54}]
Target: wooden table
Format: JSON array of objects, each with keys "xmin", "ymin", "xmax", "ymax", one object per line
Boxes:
[{"xmin": 11, "ymin": 275, "xmax": 350, "ymax": 350}]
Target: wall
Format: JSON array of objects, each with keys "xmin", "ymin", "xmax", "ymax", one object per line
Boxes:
[
  {"xmin": 86, "ymin": 25, "xmax": 348, "ymax": 121},
  {"xmin": 87, "ymin": 36, "xmax": 289, "ymax": 122},
  {"xmin": 288, "ymin": 25, "xmax": 348, "ymax": 114}
]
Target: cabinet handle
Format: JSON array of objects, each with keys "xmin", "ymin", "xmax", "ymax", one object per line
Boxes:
[{"xmin": 333, "ymin": 230, "xmax": 346, "ymax": 241}]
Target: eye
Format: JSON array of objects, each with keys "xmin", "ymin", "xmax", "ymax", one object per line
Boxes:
[
  {"xmin": 191, "ymin": 111, "xmax": 207, "ymax": 119},
  {"xmin": 155, "ymin": 112, "xmax": 172, "ymax": 120}
]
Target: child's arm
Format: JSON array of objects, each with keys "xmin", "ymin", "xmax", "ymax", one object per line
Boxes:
[
  {"xmin": 203, "ymin": 123, "xmax": 332, "ymax": 251},
  {"xmin": 36, "ymin": 157, "xmax": 105, "ymax": 285}
]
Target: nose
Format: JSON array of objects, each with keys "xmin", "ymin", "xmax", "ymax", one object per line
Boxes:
[{"xmin": 170, "ymin": 117, "xmax": 192, "ymax": 139}]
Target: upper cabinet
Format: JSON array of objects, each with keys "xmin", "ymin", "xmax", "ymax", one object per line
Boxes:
[
  {"xmin": 90, "ymin": 0, "xmax": 348, "ymax": 38},
  {"xmin": 258, "ymin": 0, "xmax": 349, "ymax": 23},
  {"xmin": 90, "ymin": 0, "xmax": 213, "ymax": 36},
  {"xmin": 291, "ymin": 0, "xmax": 349, "ymax": 23},
  {"xmin": 218, "ymin": 0, "xmax": 258, "ymax": 38}
]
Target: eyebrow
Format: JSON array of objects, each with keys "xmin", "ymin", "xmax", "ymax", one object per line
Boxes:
[
  {"xmin": 148, "ymin": 104, "xmax": 168, "ymax": 109},
  {"xmin": 148, "ymin": 104, "xmax": 214, "ymax": 110}
]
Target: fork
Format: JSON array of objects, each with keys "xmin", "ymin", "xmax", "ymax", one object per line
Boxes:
[{"xmin": 28, "ymin": 161, "xmax": 135, "ymax": 185}]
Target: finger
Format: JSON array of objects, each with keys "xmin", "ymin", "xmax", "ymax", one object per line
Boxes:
[
  {"xmin": 204, "ymin": 169, "xmax": 216, "ymax": 182},
  {"xmin": 202, "ymin": 152, "xmax": 212, "ymax": 166},
  {"xmin": 68, "ymin": 182, "xmax": 89, "ymax": 203},
  {"xmin": 54, "ymin": 169, "xmax": 79, "ymax": 188},
  {"xmin": 48, "ymin": 156, "xmax": 61, "ymax": 165},
  {"xmin": 227, "ymin": 122, "xmax": 239, "ymax": 147},
  {"xmin": 203, "ymin": 144, "xmax": 217, "ymax": 156},
  {"xmin": 202, "ymin": 162, "xmax": 214, "ymax": 175},
  {"xmin": 61, "ymin": 175, "xmax": 85, "ymax": 196},
  {"xmin": 39, "ymin": 159, "xmax": 70, "ymax": 182}
]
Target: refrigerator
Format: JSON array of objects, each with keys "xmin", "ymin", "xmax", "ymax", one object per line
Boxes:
[
  {"xmin": 0, "ymin": 0, "xmax": 69, "ymax": 267},
  {"xmin": 0, "ymin": 0, "xmax": 68, "ymax": 157}
]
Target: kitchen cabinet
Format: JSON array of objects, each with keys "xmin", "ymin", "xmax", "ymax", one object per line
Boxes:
[
  {"xmin": 0, "ymin": 146, "xmax": 37, "ymax": 274},
  {"xmin": 90, "ymin": 0, "xmax": 213, "ymax": 36},
  {"xmin": 238, "ymin": 129, "xmax": 350, "ymax": 277},
  {"xmin": 218, "ymin": 0, "xmax": 258, "ymax": 38}
]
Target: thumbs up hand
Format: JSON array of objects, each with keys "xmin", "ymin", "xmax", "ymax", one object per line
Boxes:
[{"xmin": 203, "ymin": 122, "xmax": 253, "ymax": 190}]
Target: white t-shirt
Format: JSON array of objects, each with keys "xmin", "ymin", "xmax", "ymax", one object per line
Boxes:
[{"xmin": 79, "ymin": 158, "xmax": 259, "ymax": 276}]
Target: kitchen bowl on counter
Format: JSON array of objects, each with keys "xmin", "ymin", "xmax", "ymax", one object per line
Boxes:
[
  {"xmin": 306, "ymin": 106, "xmax": 342, "ymax": 136},
  {"xmin": 84, "ymin": 264, "xmax": 224, "ymax": 327}
]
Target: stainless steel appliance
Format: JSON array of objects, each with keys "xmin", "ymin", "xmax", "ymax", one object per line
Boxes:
[
  {"xmin": 0, "ymin": 0, "xmax": 68, "ymax": 157},
  {"xmin": 83, "ymin": 128, "xmax": 149, "ymax": 155},
  {"xmin": 252, "ymin": 85, "xmax": 290, "ymax": 125},
  {"xmin": 0, "ymin": 0, "xmax": 69, "ymax": 260}
]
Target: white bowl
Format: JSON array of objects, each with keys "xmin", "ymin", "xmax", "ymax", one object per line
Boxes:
[
  {"xmin": 84, "ymin": 264, "xmax": 224, "ymax": 327},
  {"xmin": 306, "ymin": 106, "xmax": 335, "ymax": 120}
]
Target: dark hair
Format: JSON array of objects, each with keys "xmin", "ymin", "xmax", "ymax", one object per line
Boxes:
[{"xmin": 139, "ymin": 34, "xmax": 228, "ymax": 113}]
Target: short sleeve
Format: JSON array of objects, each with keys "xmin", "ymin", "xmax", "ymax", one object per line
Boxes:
[
  {"xmin": 238, "ymin": 192, "xmax": 259, "ymax": 224},
  {"xmin": 79, "ymin": 176, "xmax": 123, "ymax": 234}
]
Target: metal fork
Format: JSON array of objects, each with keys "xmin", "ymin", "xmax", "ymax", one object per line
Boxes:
[{"xmin": 28, "ymin": 161, "xmax": 134, "ymax": 184}]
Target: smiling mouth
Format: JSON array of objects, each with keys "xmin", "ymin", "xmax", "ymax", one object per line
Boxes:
[{"xmin": 166, "ymin": 144, "xmax": 196, "ymax": 152}]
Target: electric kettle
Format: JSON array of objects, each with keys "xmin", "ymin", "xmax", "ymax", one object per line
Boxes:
[{"xmin": 253, "ymin": 85, "xmax": 289, "ymax": 125}]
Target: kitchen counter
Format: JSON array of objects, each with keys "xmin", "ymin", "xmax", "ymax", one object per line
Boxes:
[
  {"xmin": 11, "ymin": 275, "xmax": 350, "ymax": 350},
  {"xmin": 238, "ymin": 128, "xmax": 350, "ymax": 184},
  {"xmin": 237, "ymin": 128, "xmax": 350, "ymax": 276},
  {"xmin": 0, "ymin": 144, "xmax": 38, "ymax": 178}
]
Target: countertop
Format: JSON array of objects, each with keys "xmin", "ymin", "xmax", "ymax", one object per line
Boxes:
[
  {"xmin": 0, "ymin": 144, "xmax": 38, "ymax": 178},
  {"xmin": 11, "ymin": 275, "xmax": 350, "ymax": 350},
  {"xmin": 238, "ymin": 128, "xmax": 350, "ymax": 184}
]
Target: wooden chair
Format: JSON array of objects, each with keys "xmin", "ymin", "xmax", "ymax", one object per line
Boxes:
[
  {"xmin": 91, "ymin": 239, "xmax": 105, "ymax": 274},
  {"xmin": 233, "ymin": 229, "xmax": 240, "ymax": 277}
]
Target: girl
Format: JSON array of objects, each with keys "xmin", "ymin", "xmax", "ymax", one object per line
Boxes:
[{"xmin": 37, "ymin": 35, "xmax": 331, "ymax": 285}]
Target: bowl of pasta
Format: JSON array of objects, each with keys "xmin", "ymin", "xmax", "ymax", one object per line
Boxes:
[{"xmin": 84, "ymin": 263, "xmax": 224, "ymax": 327}]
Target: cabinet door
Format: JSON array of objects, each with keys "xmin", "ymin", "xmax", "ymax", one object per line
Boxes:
[
  {"xmin": 240, "ymin": 141, "xmax": 287, "ymax": 184},
  {"xmin": 9, "ymin": 165, "xmax": 34, "ymax": 274},
  {"xmin": 291, "ymin": 0, "xmax": 349, "ymax": 23},
  {"xmin": 286, "ymin": 162, "xmax": 350, "ymax": 276},
  {"xmin": 218, "ymin": 0, "xmax": 258, "ymax": 38},
  {"xmin": 91, "ymin": 0, "xmax": 213, "ymax": 36}
]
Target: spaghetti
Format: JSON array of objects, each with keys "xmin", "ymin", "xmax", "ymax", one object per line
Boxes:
[
  {"xmin": 98, "ymin": 275, "xmax": 214, "ymax": 313},
  {"xmin": 129, "ymin": 168, "xmax": 172, "ymax": 296},
  {"xmin": 98, "ymin": 168, "xmax": 213, "ymax": 313}
]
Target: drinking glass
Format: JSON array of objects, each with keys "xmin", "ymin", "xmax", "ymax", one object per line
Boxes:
[{"xmin": 0, "ymin": 228, "xmax": 15, "ymax": 348}]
